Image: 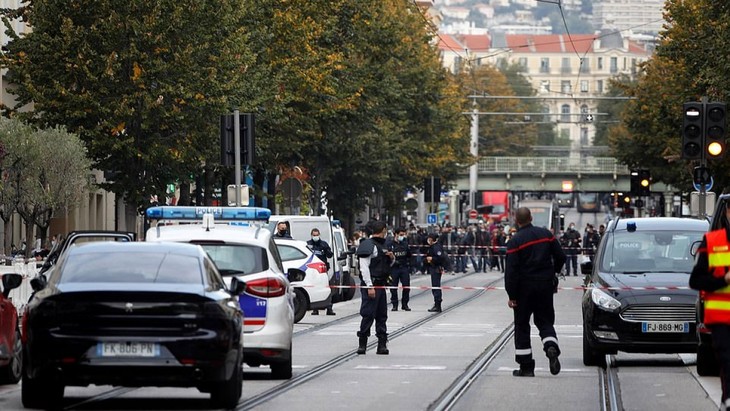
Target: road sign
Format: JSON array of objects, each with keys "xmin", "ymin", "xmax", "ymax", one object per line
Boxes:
[
  {"xmin": 468, "ymin": 209, "xmax": 478, "ymax": 219},
  {"xmin": 693, "ymin": 176, "xmax": 713, "ymax": 191},
  {"xmin": 427, "ymin": 213, "xmax": 437, "ymax": 225}
]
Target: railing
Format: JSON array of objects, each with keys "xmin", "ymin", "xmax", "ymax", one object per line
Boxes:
[{"xmin": 475, "ymin": 157, "xmax": 630, "ymax": 175}]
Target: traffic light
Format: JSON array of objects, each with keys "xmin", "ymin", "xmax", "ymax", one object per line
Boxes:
[
  {"xmin": 220, "ymin": 113, "xmax": 256, "ymax": 166},
  {"xmin": 638, "ymin": 169, "xmax": 651, "ymax": 196},
  {"xmin": 629, "ymin": 170, "xmax": 640, "ymax": 195},
  {"xmin": 705, "ymin": 102, "xmax": 726, "ymax": 160},
  {"xmin": 424, "ymin": 177, "xmax": 441, "ymax": 203},
  {"xmin": 621, "ymin": 194, "xmax": 632, "ymax": 208},
  {"xmin": 682, "ymin": 102, "xmax": 703, "ymax": 160}
]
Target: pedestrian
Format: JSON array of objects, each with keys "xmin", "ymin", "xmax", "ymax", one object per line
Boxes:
[
  {"xmin": 425, "ymin": 233, "xmax": 451, "ymax": 313},
  {"xmin": 561, "ymin": 222, "xmax": 581, "ymax": 276},
  {"xmin": 690, "ymin": 203, "xmax": 730, "ymax": 409},
  {"xmin": 475, "ymin": 224, "xmax": 490, "ymax": 273},
  {"xmin": 355, "ymin": 220, "xmax": 394, "ymax": 355},
  {"xmin": 465, "ymin": 225, "xmax": 479, "ymax": 272},
  {"xmin": 505, "ymin": 207, "xmax": 566, "ymax": 377},
  {"xmin": 386, "ymin": 227, "xmax": 411, "ymax": 311},
  {"xmin": 273, "ymin": 221, "xmax": 292, "ymax": 239},
  {"xmin": 582, "ymin": 224, "xmax": 600, "ymax": 262},
  {"xmin": 308, "ymin": 228, "xmax": 336, "ymax": 316},
  {"xmin": 439, "ymin": 225, "xmax": 457, "ymax": 275}
]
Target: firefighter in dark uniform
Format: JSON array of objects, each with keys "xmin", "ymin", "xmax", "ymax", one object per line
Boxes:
[
  {"xmin": 690, "ymin": 203, "xmax": 730, "ymax": 409},
  {"xmin": 505, "ymin": 207, "xmax": 566, "ymax": 377},
  {"xmin": 355, "ymin": 220, "xmax": 394, "ymax": 355},
  {"xmin": 387, "ymin": 227, "xmax": 411, "ymax": 311},
  {"xmin": 425, "ymin": 232, "xmax": 450, "ymax": 313}
]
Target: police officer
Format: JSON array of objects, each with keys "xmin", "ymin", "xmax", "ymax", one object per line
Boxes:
[
  {"xmin": 356, "ymin": 220, "xmax": 394, "ymax": 355},
  {"xmin": 387, "ymin": 227, "xmax": 411, "ymax": 311},
  {"xmin": 425, "ymin": 232, "xmax": 450, "ymax": 313},
  {"xmin": 308, "ymin": 228, "xmax": 336, "ymax": 316},
  {"xmin": 561, "ymin": 222, "xmax": 581, "ymax": 276},
  {"xmin": 505, "ymin": 207, "xmax": 566, "ymax": 377},
  {"xmin": 274, "ymin": 221, "xmax": 292, "ymax": 239},
  {"xmin": 690, "ymin": 202, "xmax": 730, "ymax": 409}
]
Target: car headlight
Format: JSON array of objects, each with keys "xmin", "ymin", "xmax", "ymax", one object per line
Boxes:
[{"xmin": 591, "ymin": 288, "xmax": 621, "ymax": 312}]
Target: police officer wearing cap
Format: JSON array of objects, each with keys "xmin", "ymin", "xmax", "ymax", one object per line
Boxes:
[
  {"xmin": 387, "ymin": 227, "xmax": 411, "ymax": 311},
  {"xmin": 355, "ymin": 220, "xmax": 394, "ymax": 355},
  {"xmin": 425, "ymin": 232, "xmax": 450, "ymax": 313},
  {"xmin": 505, "ymin": 207, "xmax": 566, "ymax": 377}
]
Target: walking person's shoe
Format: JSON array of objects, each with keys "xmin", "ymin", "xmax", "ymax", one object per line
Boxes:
[
  {"xmin": 427, "ymin": 303, "xmax": 442, "ymax": 313},
  {"xmin": 326, "ymin": 307, "xmax": 336, "ymax": 316},
  {"xmin": 391, "ymin": 304, "xmax": 398, "ymax": 312},
  {"xmin": 376, "ymin": 338, "xmax": 389, "ymax": 355},
  {"xmin": 357, "ymin": 336, "xmax": 367, "ymax": 355},
  {"xmin": 512, "ymin": 360, "xmax": 535, "ymax": 377},
  {"xmin": 547, "ymin": 346, "xmax": 561, "ymax": 375},
  {"xmin": 402, "ymin": 304, "xmax": 411, "ymax": 311},
  {"xmin": 311, "ymin": 310, "xmax": 319, "ymax": 315}
]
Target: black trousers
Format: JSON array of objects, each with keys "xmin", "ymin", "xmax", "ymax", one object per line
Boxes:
[
  {"xmin": 513, "ymin": 279, "xmax": 560, "ymax": 365},
  {"xmin": 358, "ymin": 280, "xmax": 388, "ymax": 340},
  {"xmin": 710, "ymin": 324, "xmax": 730, "ymax": 407},
  {"xmin": 428, "ymin": 266, "xmax": 442, "ymax": 303},
  {"xmin": 390, "ymin": 266, "xmax": 410, "ymax": 306}
]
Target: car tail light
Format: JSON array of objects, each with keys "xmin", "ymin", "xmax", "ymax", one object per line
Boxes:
[
  {"xmin": 245, "ymin": 277, "xmax": 286, "ymax": 298},
  {"xmin": 306, "ymin": 261, "xmax": 327, "ymax": 274}
]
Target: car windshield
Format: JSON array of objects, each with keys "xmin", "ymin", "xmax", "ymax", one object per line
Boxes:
[
  {"xmin": 198, "ymin": 243, "xmax": 267, "ymax": 276},
  {"xmin": 60, "ymin": 252, "xmax": 202, "ymax": 284},
  {"xmin": 600, "ymin": 230, "xmax": 704, "ymax": 274}
]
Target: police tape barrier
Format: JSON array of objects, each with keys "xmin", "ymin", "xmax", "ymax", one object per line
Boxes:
[{"xmin": 315, "ymin": 285, "xmax": 692, "ymax": 291}]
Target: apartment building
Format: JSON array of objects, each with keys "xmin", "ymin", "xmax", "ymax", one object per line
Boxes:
[
  {"xmin": 438, "ymin": 27, "xmax": 651, "ymax": 157},
  {"xmin": 593, "ymin": 0, "xmax": 666, "ymax": 35}
]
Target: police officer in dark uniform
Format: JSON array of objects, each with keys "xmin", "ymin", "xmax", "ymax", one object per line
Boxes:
[
  {"xmin": 387, "ymin": 227, "xmax": 411, "ymax": 311},
  {"xmin": 355, "ymin": 220, "xmax": 394, "ymax": 355},
  {"xmin": 274, "ymin": 221, "xmax": 292, "ymax": 239},
  {"xmin": 425, "ymin": 232, "xmax": 450, "ymax": 313},
  {"xmin": 505, "ymin": 207, "xmax": 566, "ymax": 377},
  {"xmin": 308, "ymin": 228, "xmax": 336, "ymax": 316}
]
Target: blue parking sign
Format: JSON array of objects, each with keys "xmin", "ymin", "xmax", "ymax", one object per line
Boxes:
[{"xmin": 427, "ymin": 213, "xmax": 437, "ymax": 225}]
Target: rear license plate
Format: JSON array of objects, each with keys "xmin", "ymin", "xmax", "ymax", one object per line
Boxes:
[
  {"xmin": 641, "ymin": 322, "xmax": 689, "ymax": 333},
  {"xmin": 98, "ymin": 342, "xmax": 160, "ymax": 357}
]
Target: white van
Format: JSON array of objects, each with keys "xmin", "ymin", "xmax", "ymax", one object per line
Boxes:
[{"xmin": 268, "ymin": 215, "xmax": 355, "ymax": 303}]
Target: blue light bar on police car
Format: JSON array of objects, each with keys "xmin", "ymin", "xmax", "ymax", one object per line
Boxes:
[{"xmin": 146, "ymin": 206, "xmax": 271, "ymax": 221}]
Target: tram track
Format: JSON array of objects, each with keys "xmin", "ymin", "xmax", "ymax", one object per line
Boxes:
[{"xmin": 599, "ymin": 355, "xmax": 622, "ymax": 411}]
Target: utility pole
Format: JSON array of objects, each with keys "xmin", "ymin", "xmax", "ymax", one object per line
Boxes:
[{"xmin": 469, "ymin": 99, "xmax": 478, "ymax": 212}]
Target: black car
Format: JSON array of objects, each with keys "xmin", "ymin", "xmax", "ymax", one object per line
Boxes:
[
  {"xmin": 22, "ymin": 242, "xmax": 245, "ymax": 409},
  {"xmin": 582, "ymin": 217, "xmax": 708, "ymax": 366}
]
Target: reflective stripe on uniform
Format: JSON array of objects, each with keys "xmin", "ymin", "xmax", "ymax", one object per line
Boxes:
[
  {"xmin": 542, "ymin": 336, "xmax": 558, "ymax": 345},
  {"xmin": 705, "ymin": 300, "xmax": 730, "ymax": 311},
  {"xmin": 708, "ymin": 251, "xmax": 730, "ymax": 267},
  {"xmin": 515, "ymin": 348, "xmax": 532, "ymax": 356}
]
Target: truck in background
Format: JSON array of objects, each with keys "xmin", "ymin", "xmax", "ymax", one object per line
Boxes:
[{"xmin": 477, "ymin": 191, "xmax": 512, "ymax": 224}]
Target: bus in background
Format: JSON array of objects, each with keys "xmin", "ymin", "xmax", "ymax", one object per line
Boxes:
[
  {"xmin": 477, "ymin": 191, "xmax": 511, "ymax": 224},
  {"xmin": 518, "ymin": 199, "xmax": 562, "ymax": 233},
  {"xmin": 555, "ymin": 193, "xmax": 574, "ymax": 208}
]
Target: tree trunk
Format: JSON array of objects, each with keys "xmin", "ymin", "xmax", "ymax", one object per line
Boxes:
[{"xmin": 178, "ymin": 181, "xmax": 190, "ymax": 206}]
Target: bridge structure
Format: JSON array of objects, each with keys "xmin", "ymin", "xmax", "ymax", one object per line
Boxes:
[{"xmin": 453, "ymin": 156, "xmax": 676, "ymax": 193}]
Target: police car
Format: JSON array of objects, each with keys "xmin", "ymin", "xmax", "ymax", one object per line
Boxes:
[
  {"xmin": 274, "ymin": 238, "xmax": 331, "ymax": 323},
  {"xmin": 145, "ymin": 206, "xmax": 303, "ymax": 379}
]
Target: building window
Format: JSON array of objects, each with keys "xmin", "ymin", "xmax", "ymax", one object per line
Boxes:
[
  {"xmin": 580, "ymin": 127, "xmax": 589, "ymax": 146},
  {"xmin": 580, "ymin": 57, "xmax": 590, "ymax": 73},
  {"xmin": 518, "ymin": 57, "xmax": 528, "ymax": 70},
  {"xmin": 610, "ymin": 57, "xmax": 618, "ymax": 73},
  {"xmin": 542, "ymin": 105, "xmax": 550, "ymax": 123},
  {"xmin": 540, "ymin": 57, "xmax": 550, "ymax": 73},
  {"xmin": 581, "ymin": 104, "xmax": 589, "ymax": 122},
  {"xmin": 580, "ymin": 80, "xmax": 589, "ymax": 93},
  {"xmin": 597, "ymin": 57, "xmax": 604, "ymax": 70},
  {"xmin": 561, "ymin": 104, "xmax": 571, "ymax": 123},
  {"xmin": 561, "ymin": 57, "xmax": 571, "ymax": 74},
  {"xmin": 540, "ymin": 80, "xmax": 550, "ymax": 93},
  {"xmin": 597, "ymin": 80, "xmax": 604, "ymax": 94},
  {"xmin": 561, "ymin": 80, "xmax": 572, "ymax": 94}
]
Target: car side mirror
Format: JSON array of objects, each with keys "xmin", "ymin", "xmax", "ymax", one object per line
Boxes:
[
  {"xmin": 691, "ymin": 240, "xmax": 702, "ymax": 257},
  {"xmin": 2, "ymin": 273, "xmax": 22, "ymax": 298},
  {"xmin": 580, "ymin": 260, "xmax": 593, "ymax": 276},
  {"xmin": 228, "ymin": 276, "xmax": 246, "ymax": 296},
  {"xmin": 30, "ymin": 274, "xmax": 47, "ymax": 292},
  {"xmin": 287, "ymin": 268, "xmax": 306, "ymax": 283}
]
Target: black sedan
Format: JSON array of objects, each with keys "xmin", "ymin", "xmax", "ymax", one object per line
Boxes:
[
  {"xmin": 581, "ymin": 217, "xmax": 708, "ymax": 366},
  {"xmin": 22, "ymin": 241, "xmax": 245, "ymax": 409}
]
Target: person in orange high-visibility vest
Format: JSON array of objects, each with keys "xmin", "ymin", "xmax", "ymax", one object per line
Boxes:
[{"xmin": 690, "ymin": 204, "xmax": 730, "ymax": 410}]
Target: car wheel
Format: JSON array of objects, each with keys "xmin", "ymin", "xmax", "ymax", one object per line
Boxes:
[
  {"xmin": 697, "ymin": 340, "xmax": 720, "ymax": 376},
  {"xmin": 271, "ymin": 347, "xmax": 293, "ymax": 380},
  {"xmin": 0, "ymin": 328, "xmax": 22, "ymax": 384},
  {"xmin": 210, "ymin": 353, "xmax": 243, "ymax": 409},
  {"xmin": 343, "ymin": 273, "xmax": 356, "ymax": 301},
  {"xmin": 293, "ymin": 288, "xmax": 308, "ymax": 324},
  {"xmin": 583, "ymin": 327, "xmax": 606, "ymax": 367}
]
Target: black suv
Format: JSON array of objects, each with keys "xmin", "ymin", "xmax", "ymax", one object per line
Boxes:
[{"xmin": 582, "ymin": 217, "xmax": 708, "ymax": 366}]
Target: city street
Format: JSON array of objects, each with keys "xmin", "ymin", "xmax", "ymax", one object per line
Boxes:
[{"xmin": 0, "ymin": 269, "xmax": 720, "ymax": 410}]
